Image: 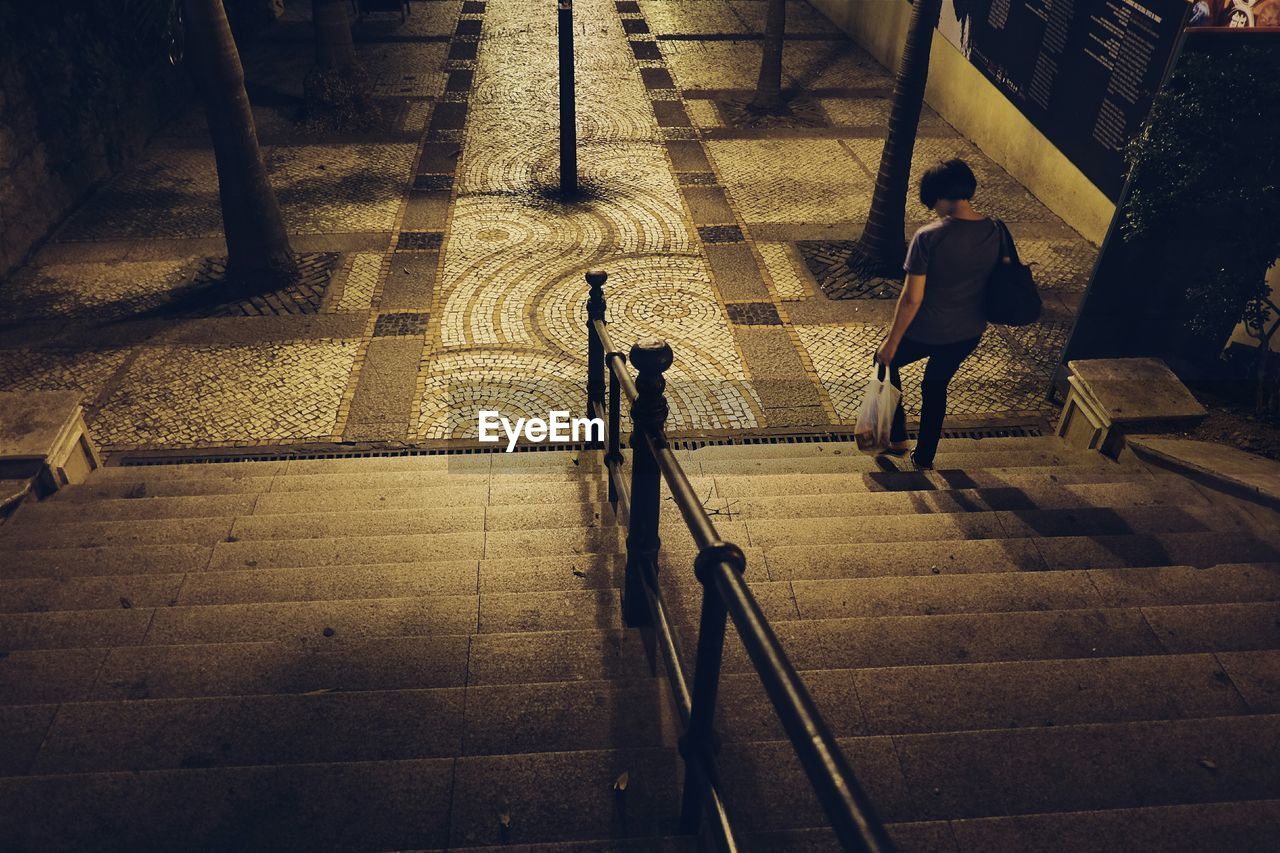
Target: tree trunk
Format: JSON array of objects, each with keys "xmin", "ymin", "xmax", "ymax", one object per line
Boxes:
[
  {"xmin": 314, "ymin": 0, "xmax": 358, "ymax": 70},
  {"xmin": 183, "ymin": 0, "xmax": 297, "ymax": 283},
  {"xmin": 306, "ymin": 0, "xmax": 375, "ymax": 126},
  {"xmin": 749, "ymin": 0, "xmax": 787, "ymax": 114},
  {"xmin": 850, "ymin": 0, "xmax": 943, "ymax": 276}
]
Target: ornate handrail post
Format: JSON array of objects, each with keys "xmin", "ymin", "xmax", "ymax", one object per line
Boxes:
[
  {"xmin": 585, "ymin": 270, "xmax": 607, "ymax": 427},
  {"xmin": 680, "ymin": 543, "xmax": 746, "ymax": 833},
  {"xmin": 623, "ymin": 338, "xmax": 672, "ymax": 627},
  {"xmin": 606, "ymin": 358, "xmax": 622, "ymax": 506}
]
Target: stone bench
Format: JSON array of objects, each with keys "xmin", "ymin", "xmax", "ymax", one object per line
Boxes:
[
  {"xmin": 1056, "ymin": 358, "xmax": 1207, "ymax": 458},
  {"xmin": 0, "ymin": 391, "xmax": 101, "ymax": 499}
]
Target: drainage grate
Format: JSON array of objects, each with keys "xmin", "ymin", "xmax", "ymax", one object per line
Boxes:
[{"xmin": 112, "ymin": 425, "xmax": 1045, "ymax": 467}]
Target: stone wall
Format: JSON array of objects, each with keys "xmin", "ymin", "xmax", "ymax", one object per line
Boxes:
[
  {"xmin": 0, "ymin": 3, "xmax": 191, "ymax": 279},
  {"xmin": 809, "ymin": 0, "xmax": 1116, "ymax": 245}
]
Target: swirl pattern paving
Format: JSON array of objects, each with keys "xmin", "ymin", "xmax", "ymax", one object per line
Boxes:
[{"xmin": 423, "ymin": 0, "xmax": 759, "ymax": 435}]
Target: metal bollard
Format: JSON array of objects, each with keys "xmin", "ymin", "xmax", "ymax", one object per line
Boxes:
[{"xmin": 557, "ymin": 0, "xmax": 578, "ymax": 198}]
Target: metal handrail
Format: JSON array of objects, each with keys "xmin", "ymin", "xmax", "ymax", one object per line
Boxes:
[{"xmin": 584, "ymin": 271, "xmax": 895, "ymax": 852}]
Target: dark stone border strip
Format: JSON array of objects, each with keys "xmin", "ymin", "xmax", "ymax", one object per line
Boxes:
[
  {"xmin": 683, "ymin": 87, "xmax": 893, "ymax": 100},
  {"xmin": 656, "ymin": 33, "xmax": 846, "ymax": 42}
]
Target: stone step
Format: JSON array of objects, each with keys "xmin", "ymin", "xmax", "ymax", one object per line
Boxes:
[
  {"xmin": 0, "ymin": 516, "xmax": 237, "ymax": 550},
  {"xmin": 13, "ymin": 475, "xmax": 1202, "ymax": 547},
  {"xmin": 693, "ymin": 448, "xmax": 1116, "ymax": 477},
  {"xmin": 751, "ymin": 802, "xmax": 1280, "ymax": 853},
  {"xmin": 714, "ymin": 652, "xmax": 1255, "ymax": 744},
  {"xmin": 21, "ymin": 477, "xmax": 1202, "ymax": 532},
  {"xmin": 0, "ymin": 543, "xmax": 213, "ymax": 579},
  {"xmin": 709, "ymin": 465, "xmax": 1155, "ymax": 498},
  {"xmin": 51, "ymin": 470, "xmax": 618, "ymax": 503},
  {"xmin": 706, "ymin": 479, "xmax": 1210, "ymax": 520},
  {"xmin": 704, "ymin": 603, "xmax": 1280, "ymax": 676},
  {"xmin": 0, "ymin": 747, "xmax": 683, "ymax": 850},
  {"xmin": 673, "ymin": 434, "xmax": 1064, "ymax": 462},
  {"xmin": 16, "ymin": 492, "xmax": 261, "ymax": 522},
  {"xmin": 6, "ymin": 554, "xmax": 1274, "ymax": 622},
  {"xmin": 0, "ymin": 758, "xmax": 459, "ymax": 850},
  {"xmin": 91, "ymin": 451, "xmax": 605, "ymax": 481},
  {"xmin": 4, "ymin": 498, "xmax": 1249, "ymax": 559},
  {"xmin": 787, "ymin": 564, "xmax": 1280, "ymax": 620},
  {"xmin": 762, "ymin": 531, "xmax": 1280, "ymax": 580},
  {"xmin": 450, "ymin": 838, "xmax": 698, "ymax": 853},
  {"xmin": 945, "ymin": 800, "xmax": 1280, "ymax": 853},
  {"xmin": 15, "ymin": 678, "xmax": 679, "ymax": 777},
  {"xmin": 716, "ymin": 715, "xmax": 1280, "ymax": 829},
  {"xmin": 744, "ymin": 505, "xmax": 1253, "ymax": 551}
]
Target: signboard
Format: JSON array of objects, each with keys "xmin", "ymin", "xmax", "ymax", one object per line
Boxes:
[{"xmin": 937, "ymin": 0, "xmax": 1188, "ymax": 200}]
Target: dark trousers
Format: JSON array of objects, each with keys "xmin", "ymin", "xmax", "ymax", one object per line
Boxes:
[{"xmin": 887, "ymin": 335, "xmax": 982, "ymax": 466}]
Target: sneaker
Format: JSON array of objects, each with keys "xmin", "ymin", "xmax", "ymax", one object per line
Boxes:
[
  {"xmin": 910, "ymin": 451, "xmax": 933, "ymax": 470},
  {"xmin": 879, "ymin": 444, "xmax": 911, "ymax": 458}
]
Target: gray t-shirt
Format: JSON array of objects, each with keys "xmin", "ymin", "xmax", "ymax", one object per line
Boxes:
[{"xmin": 902, "ymin": 216, "xmax": 1001, "ymax": 345}]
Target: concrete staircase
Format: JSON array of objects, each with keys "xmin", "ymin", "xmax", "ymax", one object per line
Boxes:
[{"xmin": 1, "ymin": 436, "xmax": 1279, "ymax": 851}]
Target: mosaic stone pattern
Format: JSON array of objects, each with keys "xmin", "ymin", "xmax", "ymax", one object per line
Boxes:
[
  {"xmin": 684, "ymin": 99, "xmax": 725, "ymax": 129},
  {"xmin": 374, "ymin": 312, "xmax": 430, "ymax": 336},
  {"xmin": 796, "ymin": 323, "xmax": 1063, "ymax": 423},
  {"xmin": 797, "ymin": 241, "xmax": 902, "ymax": 300},
  {"xmin": 93, "ymin": 341, "xmax": 359, "ymax": 449},
  {"xmin": 0, "ymin": 260, "xmax": 191, "ymax": 321},
  {"xmin": 186, "ymin": 253, "xmax": 340, "ymax": 317},
  {"xmin": 0, "ymin": 349, "xmax": 131, "ymax": 400},
  {"xmin": 756, "ymin": 242, "xmax": 811, "ymax": 301},
  {"xmin": 336, "ymin": 253, "xmax": 385, "ymax": 312},
  {"xmin": 706, "ymin": 139, "xmax": 874, "ymax": 225},
  {"xmin": 0, "ymin": 0, "xmax": 1094, "ymax": 453},
  {"xmin": 725, "ymin": 302, "xmax": 782, "ymax": 325},
  {"xmin": 59, "ymin": 144, "xmax": 416, "ymax": 241}
]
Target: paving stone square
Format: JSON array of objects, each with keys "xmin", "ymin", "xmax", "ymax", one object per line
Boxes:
[
  {"xmin": 0, "ymin": 260, "xmax": 192, "ymax": 321},
  {"xmin": 92, "ymin": 340, "xmax": 360, "ymax": 449},
  {"xmin": 795, "ymin": 323, "xmax": 1064, "ymax": 423},
  {"xmin": 0, "ymin": 348, "xmax": 132, "ymax": 400},
  {"xmin": 638, "ymin": 1, "xmax": 749, "ymax": 35},
  {"xmin": 336, "ymin": 253, "xmax": 386, "ymax": 312},
  {"xmin": 706, "ymin": 139, "xmax": 875, "ymax": 225}
]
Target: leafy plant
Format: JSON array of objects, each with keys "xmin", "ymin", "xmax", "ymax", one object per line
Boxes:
[{"xmin": 1121, "ymin": 43, "xmax": 1280, "ymax": 413}]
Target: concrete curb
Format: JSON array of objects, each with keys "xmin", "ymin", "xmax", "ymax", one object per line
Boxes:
[{"xmin": 1125, "ymin": 435, "xmax": 1280, "ymax": 513}]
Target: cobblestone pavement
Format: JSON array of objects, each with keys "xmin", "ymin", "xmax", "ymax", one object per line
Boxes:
[{"xmin": 0, "ymin": 0, "xmax": 1095, "ymax": 451}]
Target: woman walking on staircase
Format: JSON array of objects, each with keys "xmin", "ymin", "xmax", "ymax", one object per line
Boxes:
[{"xmin": 874, "ymin": 159, "xmax": 1001, "ymax": 470}]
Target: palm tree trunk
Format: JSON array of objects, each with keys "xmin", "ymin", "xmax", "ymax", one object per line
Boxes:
[
  {"xmin": 183, "ymin": 0, "xmax": 296, "ymax": 282},
  {"xmin": 851, "ymin": 0, "xmax": 943, "ymax": 276},
  {"xmin": 314, "ymin": 0, "xmax": 359, "ymax": 70},
  {"xmin": 749, "ymin": 0, "xmax": 787, "ymax": 114},
  {"xmin": 306, "ymin": 0, "xmax": 375, "ymax": 126}
]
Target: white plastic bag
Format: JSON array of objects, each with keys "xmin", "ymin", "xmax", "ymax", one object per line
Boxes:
[{"xmin": 854, "ymin": 362, "xmax": 901, "ymax": 454}]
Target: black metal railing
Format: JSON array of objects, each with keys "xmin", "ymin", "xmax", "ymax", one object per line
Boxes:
[{"xmin": 584, "ymin": 270, "xmax": 895, "ymax": 852}]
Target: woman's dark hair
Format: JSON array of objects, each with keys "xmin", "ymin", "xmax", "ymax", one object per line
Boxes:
[{"xmin": 919, "ymin": 159, "xmax": 978, "ymax": 208}]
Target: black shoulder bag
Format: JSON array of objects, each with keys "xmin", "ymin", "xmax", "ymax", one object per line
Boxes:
[{"xmin": 984, "ymin": 218, "xmax": 1041, "ymax": 327}]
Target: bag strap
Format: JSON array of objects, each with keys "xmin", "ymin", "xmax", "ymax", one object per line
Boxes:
[{"xmin": 992, "ymin": 217, "xmax": 1021, "ymax": 265}]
